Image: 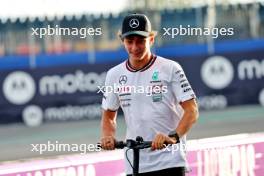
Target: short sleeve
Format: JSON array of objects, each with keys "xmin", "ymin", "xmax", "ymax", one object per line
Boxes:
[
  {"xmin": 101, "ymin": 70, "xmax": 120, "ymax": 111},
  {"xmin": 171, "ymin": 62, "xmax": 196, "ymax": 103}
]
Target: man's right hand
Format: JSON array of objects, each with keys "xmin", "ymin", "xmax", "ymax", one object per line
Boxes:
[{"xmin": 100, "ymin": 136, "xmax": 116, "ymax": 150}]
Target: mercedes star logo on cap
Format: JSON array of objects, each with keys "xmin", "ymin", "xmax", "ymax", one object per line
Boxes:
[{"xmin": 129, "ymin": 19, "xmax": 139, "ymax": 28}]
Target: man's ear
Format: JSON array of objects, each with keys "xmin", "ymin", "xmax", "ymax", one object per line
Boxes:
[
  {"xmin": 149, "ymin": 31, "xmax": 157, "ymax": 46},
  {"xmin": 149, "ymin": 35, "xmax": 155, "ymax": 46},
  {"xmin": 117, "ymin": 31, "xmax": 124, "ymax": 42},
  {"xmin": 119, "ymin": 36, "xmax": 124, "ymax": 42}
]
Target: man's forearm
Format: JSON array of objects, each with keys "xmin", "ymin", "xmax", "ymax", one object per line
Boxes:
[
  {"xmin": 175, "ymin": 99, "xmax": 199, "ymax": 138},
  {"xmin": 175, "ymin": 108, "xmax": 198, "ymax": 137},
  {"xmin": 101, "ymin": 117, "xmax": 116, "ymax": 136},
  {"xmin": 101, "ymin": 110, "xmax": 117, "ymax": 137}
]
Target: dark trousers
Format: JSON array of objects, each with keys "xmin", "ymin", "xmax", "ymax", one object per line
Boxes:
[{"xmin": 126, "ymin": 167, "xmax": 185, "ymax": 176}]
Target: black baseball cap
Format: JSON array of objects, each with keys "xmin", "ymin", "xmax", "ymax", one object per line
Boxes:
[{"xmin": 120, "ymin": 13, "xmax": 152, "ymax": 39}]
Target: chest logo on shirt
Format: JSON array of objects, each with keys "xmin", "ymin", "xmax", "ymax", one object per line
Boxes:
[
  {"xmin": 119, "ymin": 75, "xmax": 127, "ymax": 85},
  {"xmin": 152, "ymin": 71, "xmax": 159, "ymax": 81},
  {"xmin": 149, "ymin": 70, "xmax": 166, "ymax": 102}
]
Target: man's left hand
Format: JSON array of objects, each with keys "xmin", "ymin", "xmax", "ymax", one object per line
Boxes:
[{"xmin": 151, "ymin": 133, "xmax": 177, "ymax": 150}]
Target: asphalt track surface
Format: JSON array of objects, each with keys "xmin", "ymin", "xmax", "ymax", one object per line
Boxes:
[{"xmin": 0, "ymin": 105, "xmax": 263, "ymax": 163}]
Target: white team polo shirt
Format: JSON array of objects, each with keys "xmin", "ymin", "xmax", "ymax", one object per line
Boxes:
[{"xmin": 102, "ymin": 55, "xmax": 196, "ymax": 174}]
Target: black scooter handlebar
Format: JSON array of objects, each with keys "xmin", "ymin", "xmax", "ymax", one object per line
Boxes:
[{"xmin": 98, "ymin": 136, "xmax": 153, "ymax": 150}]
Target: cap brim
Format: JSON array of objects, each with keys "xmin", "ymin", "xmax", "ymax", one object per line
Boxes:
[{"xmin": 121, "ymin": 31, "xmax": 150, "ymax": 39}]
